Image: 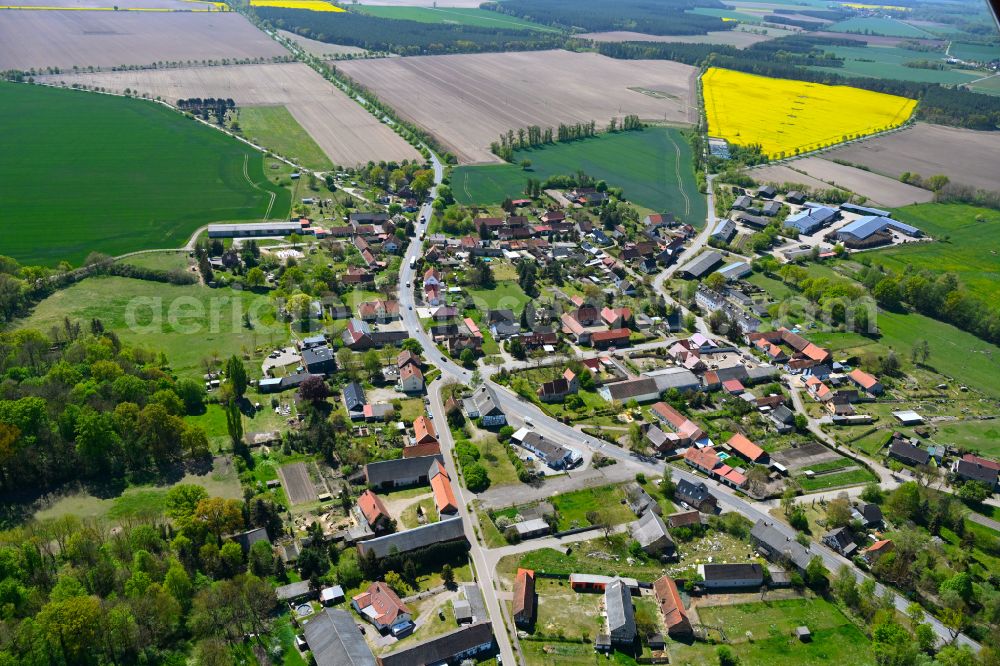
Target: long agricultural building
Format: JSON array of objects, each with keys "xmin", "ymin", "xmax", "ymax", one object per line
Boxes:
[{"xmin": 208, "ymin": 222, "xmax": 301, "ymax": 238}]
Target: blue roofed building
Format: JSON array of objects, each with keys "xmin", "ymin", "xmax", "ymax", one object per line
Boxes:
[
  {"xmin": 834, "ymin": 216, "xmax": 922, "ymax": 248},
  {"xmin": 784, "ymin": 205, "xmax": 838, "ymax": 235}
]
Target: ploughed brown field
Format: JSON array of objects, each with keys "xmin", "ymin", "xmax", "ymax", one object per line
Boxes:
[
  {"xmin": 823, "ymin": 122, "xmax": 1000, "ymax": 194},
  {"xmin": 763, "ymin": 156, "xmax": 934, "ymax": 207},
  {"xmin": 277, "ymin": 29, "xmax": 368, "ymax": 58},
  {"xmin": 0, "ymin": 11, "xmax": 286, "ymax": 71},
  {"xmin": 40, "ymin": 62, "xmax": 422, "ymax": 166},
  {"xmin": 579, "ymin": 29, "xmax": 792, "ymax": 48},
  {"xmin": 337, "ymin": 49, "xmax": 698, "ymax": 163}
]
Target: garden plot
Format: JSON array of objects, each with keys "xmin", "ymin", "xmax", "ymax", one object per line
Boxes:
[
  {"xmin": 278, "ymin": 462, "xmax": 318, "ymax": 505},
  {"xmin": 40, "ymin": 62, "xmax": 421, "ymax": 166},
  {"xmin": 0, "ymin": 11, "xmax": 285, "ymax": 71},
  {"xmin": 338, "ymin": 49, "xmax": 697, "ymax": 163}
]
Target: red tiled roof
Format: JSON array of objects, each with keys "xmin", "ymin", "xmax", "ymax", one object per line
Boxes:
[
  {"xmin": 513, "ymin": 568, "xmax": 535, "ymax": 622},
  {"xmin": 413, "ymin": 415, "xmax": 437, "ymax": 444},
  {"xmin": 353, "ymin": 582, "xmax": 409, "ymax": 626},
  {"xmin": 962, "ymin": 454, "xmax": 1000, "ymax": 471},
  {"xmin": 403, "ymin": 441, "xmax": 441, "ymax": 458},
  {"xmin": 653, "ymin": 575, "xmax": 692, "ymax": 635},
  {"xmin": 358, "ymin": 490, "xmax": 390, "ymax": 527},
  {"xmin": 722, "ymin": 379, "xmax": 745, "ymax": 394},
  {"xmin": 849, "ymin": 369, "xmax": 880, "ymax": 390},
  {"xmin": 591, "ymin": 328, "xmax": 630, "ymax": 343},
  {"xmin": 430, "ymin": 462, "xmax": 458, "ymax": 514},
  {"xmin": 727, "ymin": 433, "xmax": 765, "ymax": 462},
  {"xmin": 683, "ymin": 446, "xmax": 720, "ymax": 472}
]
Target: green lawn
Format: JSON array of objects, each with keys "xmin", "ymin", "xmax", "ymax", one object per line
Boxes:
[
  {"xmin": 936, "ymin": 420, "xmax": 1000, "ymax": 458},
  {"xmin": 826, "ymin": 16, "xmax": 934, "ymax": 38},
  {"xmin": 19, "ymin": 276, "xmax": 287, "ymax": 379},
  {"xmin": 796, "ymin": 467, "xmax": 877, "ymax": 491},
  {"xmin": 874, "ymin": 203, "xmax": 1000, "ymax": 304},
  {"xmin": 0, "ymin": 82, "xmax": 290, "ymax": 266},
  {"xmin": 119, "ymin": 251, "xmax": 192, "ymax": 273},
  {"xmin": 184, "ymin": 404, "xmax": 231, "ymax": 452},
  {"xmin": 237, "ymin": 105, "xmax": 333, "ymax": 172},
  {"xmin": 685, "ymin": 598, "xmax": 874, "ymax": 666},
  {"xmin": 500, "ymin": 535, "xmax": 669, "ymax": 581},
  {"xmin": 465, "ymin": 282, "xmax": 532, "ymax": 316},
  {"xmin": 808, "ymin": 45, "xmax": 981, "ymax": 84},
  {"xmin": 551, "ymin": 484, "xmax": 634, "ymax": 530},
  {"xmin": 355, "ymin": 5, "xmax": 559, "ymax": 31},
  {"xmin": 452, "ymin": 127, "xmax": 707, "ymax": 227}
]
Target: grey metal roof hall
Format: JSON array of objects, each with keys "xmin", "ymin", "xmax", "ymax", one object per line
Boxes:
[
  {"xmin": 678, "ymin": 251, "xmax": 723, "ymax": 279},
  {"xmin": 357, "ymin": 516, "xmax": 465, "ymax": 559},
  {"xmin": 304, "ymin": 608, "xmax": 376, "ymax": 666}
]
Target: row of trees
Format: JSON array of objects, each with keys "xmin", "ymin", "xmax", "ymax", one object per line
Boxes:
[{"xmin": 485, "ymin": 0, "xmax": 734, "ymax": 36}]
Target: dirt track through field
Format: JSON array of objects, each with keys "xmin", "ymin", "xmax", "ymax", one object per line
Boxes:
[
  {"xmin": 279, "ymin": 462, "xmax": 317, "ymax": 505},
  {"xmin": 0, "ymin": 11, "xmax": 285, "ymax": 71},
  {"xmin": 823, "ymin": 122, "xmax": 1000, "ymax": 194},
  {"xmin": 338, "ymin": 49, "xmax": 697, "ymax": 163},
  {"xmin": 40, "ymin": 63, "xmax": 421, "ymax": 166}
]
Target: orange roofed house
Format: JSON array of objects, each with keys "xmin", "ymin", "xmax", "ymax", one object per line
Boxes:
[
  {"xmin": 352, "ymin": 582, "xmax": 414, "ymax": 636},
  {"xmin": 429, "ymin": 461, "xmax": 458, "ymax": 515},
  {"xmin": 357, "ymin": 489, "xmax": 392, "ymax": 533},
  {"xmin": 513, "ymin": 568, "xmax": 536, "ymax": 629},
  {"xmin": 727, "ymin": 433, "xmax": 767, "ymax": 464},
  {"xmin": 412, "ymin": 415, "xmax": 438, "ymax": 446},
  {"xmin": 653, "ymin": 575, "xmax": 693, "ymax": 638}
]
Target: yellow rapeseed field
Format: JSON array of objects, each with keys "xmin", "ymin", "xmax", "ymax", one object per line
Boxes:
[
  {"xmin": 702, "ymin": 67, "xmax": 917, "ymax": 158},
  {"xmin": 249, "ymin": 0, "xmax": 343, "ymax": 11}
]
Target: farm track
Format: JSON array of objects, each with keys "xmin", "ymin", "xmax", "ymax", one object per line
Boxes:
[{"xmin": 242, "ymin": 153, "xmax": 276, "ymax": 220}]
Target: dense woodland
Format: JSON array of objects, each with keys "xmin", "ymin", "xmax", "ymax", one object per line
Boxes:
[
  {"xmin": 483, "ymin": 0, "xmax": 734, "ymax": 36},
  {"xmin": 255, "ymin": 8, "xmax": 571, "ymax": 55},
  {"xmin": 0, "ymin": 325, "xmax": 216, "ymax": 500},
  {"xmin": 599, "ymin": 36, "xmax": 1000, "ymax": 130}
]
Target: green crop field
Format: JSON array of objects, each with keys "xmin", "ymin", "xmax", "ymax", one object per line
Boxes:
[
  {"xmin": 354, "ymin": 5, "xmax": 559, "ymax": 31},
  {"xmin": 237, "ymin": 105, "xmax": 333, "ymax": 172},
  {"xmin": 873, "ymin": 204, "xmax": 1000, "ymax": 303},
  {"xmin": 970, "ymin": 74, "xmax": 1000, "ymax": 96},
  {"xmin": 808, "ymin": 45, "xmax": 981, "ymax": 84},
  {"xmin": 826, "ymin": 16, "xmax": 934, "ymax": 38},
  {"xmin": 452, "ymin": 127, "xmax": 707, "ymax": 226},
  {"xmin": 951, "ymin": 41, "xmax": 1000, "ymax": 63},
  {"xmin": 19, "ymin": 276, "xmax": 288, "ymax": 379},
  {"xmin": 0, "ymin": 82, "xmax": 290, "ymax": 266}
]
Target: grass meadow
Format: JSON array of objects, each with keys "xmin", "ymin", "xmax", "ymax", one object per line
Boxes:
[
  {"xmin": 236, "ymin": 105, "xmax": 333, "ymax": 171},
  {"xmin": 874, "ymin": 203, "xmax": 1000, "ymax": 303},
  {"xmin": 950, "ymin": 42, "xmax": 1000, "ymax": 62},
  {"xmin": 20, "ymin": 276, "xmax": 288, "ymax": 379},
  {"xmin": 0, "ymin": 82, "xmax": 289, "ymax": 266},
  {"xmin": 452, "ymin": 127, "xmax": 706, "ymax": 226},
  {"xmin": 355, "ymin": 5, "xmax": 558, "ymax": 31},
  {"xmin": 808, "ymin": 45, "xmax": 981, "ymax": 84}
]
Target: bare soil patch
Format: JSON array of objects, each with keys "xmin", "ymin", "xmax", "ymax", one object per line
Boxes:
[
  {"xmin": 772, "ymin": 442, "xmax": 841, "ymax": 472},
  {"xmin": 823, "ymin": 122, "xmax": 1000, "ymax": 194},
  {"xmin": 748, "ymin": 164, "xmax": 834, "ymax": 192},
  {"xmin": 338, "ymin": 49, "xmax": 697, "ymax": 163},
  {"xmin": 279, "ymin": 462, "xmax": 318, "ymax": 505},
  {"xmin": 0, "ymin": 11, "xmax": 285, "ymax": 71},
  {"xmin": 277, "ymin": 29, "xmax": 368, "ymax": 58},
  {"xmin": 40, "ymin": 62, "xmax": 421, "ymax": 166},
  {"xmin": 777, "ymin": 157, "xmax": 934, "ymax": 207}
]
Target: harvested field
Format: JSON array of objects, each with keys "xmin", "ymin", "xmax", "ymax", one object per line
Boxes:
[
  {"xmin": 750, "ymin": 164, "xmax": 844, "ymax": 192},
  {"xmin": 777, "ymin": 156, "xmax": 933, "ymax": 207},
  {"xmin": 338, "ymin": 49, "xmax": 697, "ymax": 163},
  {"xmin": 278, "ymin": 462, "xmax": 317, "ymax": 505},
  {"xmin": 823, "ymin": 122, "xmax": 1000, "ymax": 194},
  {"xmin": 41, "ymin": 62, "xmax": 421, "ymax": 166},
  {"xmin": 579, "ymin": 28, "xmax": 793, "ymax": 47},
  {"xmin": 0, "ymin": 11, "xmax": 285, "ymax": 71},
  {"xmin": 7, "ymin": 0, "xmax": 225, "ymax": 8},
  {"xmin": 359, "ymin": 0, "xmax": 483, "ymax": 5},
  {"xmin": 277, "ymin": 28, "xmax": 367, "ymax": 57}
]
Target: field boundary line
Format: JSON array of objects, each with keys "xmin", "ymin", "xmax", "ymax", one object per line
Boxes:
[
  {"xmin": 665, "ymin": 130, "xmax": 691, "ymax": 216},
  {"xmin": 242, "ymin": 153, "xmax": 276, "ymax": 220}
]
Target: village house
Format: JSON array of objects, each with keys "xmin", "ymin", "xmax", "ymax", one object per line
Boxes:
[
  {"xmin": 412, "ymin": 415, "xmax": 438, "ymax": 446},
  {"xmin": 727, "ymin": 433, "xmax": 767, "ymax": 464},
  {"xmin": 537, "ymin": 368, "xmax": 579, "ymax": 402},
  {"xmin": 697, "ymin": 563, "xmax": 764, "ymax": 590},
  {"xmin": 888, "ymin": 436, "xmax": 930, "ymax": 467},
  {"xmin": 399, "ymin": 363, "xmax": 424, "ymax": 393},
  {"xmin": 343, "ymin": 381, "xmax": 367, "ymax": 420},
  {"xmin": 352, "ymin": 582, "xmax": 414, "ymax": 636},
  {"xmin": 358, "ymin": 299, "xmax": 400, "ymax": 323},
  {"xmin": 675, "ymin": 478, "xmax": 718, "ymax": 513},
  {"xmin": 653, "ymin": 576, "xmax": 693, "ymax": 638},
  {"xmin": 750, "ymin": 520, "xmax": 811, "ymax": 572},
  {"xmin": 822, "ymin": 527, "xmax": 858, "ymax": 558},
  {"xmin": 954, "ymin": 457, "xmax": 1000, "ymax": 491},
  {"xmin": 848, "ymin": 368, "xmax": 883, "ymax": 395},
  {"xmin": 357, "ymin": 490, "xmax": 392, "ymax": 533},
  {"xmin": 513, "ymin": 569, "xmax": 536, "ymax": 629},
  {"xmin": 511, "ymin": 428, "xmax": 580, "ymax": 470},
  {"xmin": 863, "ymin": 539, "xmax": 894, "ymax": 564},
  {"xmin": 463, "ymin": 385, "xmax": 506, "ymax": 427},
  {"xmin": 364, "ymin": 454, "xmax": 444, "ymax": 489},
  {"xmin": 630, "ymin": 511, "xmax": 675, "ymax": 557},
  {"xmin": 377, "ymin": 622, "xmax": 494, "ymax": 666},
  {"xmin": 429, "ymin": 460, "xmax": 459, "ymax": 515},
  {"xmin": 357, "ymin": 516, "xmax": 465, "ymax": 560}
]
